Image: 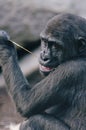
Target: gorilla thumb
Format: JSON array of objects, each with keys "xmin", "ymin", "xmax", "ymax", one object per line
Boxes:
[{"xmin": 0, "ymin": 30, "xmax": 10, "ymax": 41}]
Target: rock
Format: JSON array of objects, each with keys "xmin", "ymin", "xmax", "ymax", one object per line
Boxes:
[
  {"xmin": 0, "ymin": 0, "xmax": 55, "ymax": 43},
  {"xmin": 1, "ymin": 0, "xmax": 86, "ymax": 43},
  {"xmin": 70, "ymin": 0, "xmax": 86, "ymax": 18}
]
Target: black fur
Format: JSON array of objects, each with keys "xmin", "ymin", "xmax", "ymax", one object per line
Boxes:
[{"xmin": 0, "ymin": 13, "xmax": 86, "ymax": 130}]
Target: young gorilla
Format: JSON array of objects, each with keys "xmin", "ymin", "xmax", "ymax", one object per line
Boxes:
[{"xmin": 0, "ymin": 13, "xmax": 86, "ymax": 130}]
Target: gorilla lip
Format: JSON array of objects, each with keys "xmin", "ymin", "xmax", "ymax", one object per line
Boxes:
[{"xmin": 39, "ymin": 64, "xmax": 53, "ymax": 72}]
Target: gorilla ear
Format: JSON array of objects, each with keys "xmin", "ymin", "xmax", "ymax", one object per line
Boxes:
[{"xmin": 78, "ymin": 37, "xmax": 86, "ymax": 53}]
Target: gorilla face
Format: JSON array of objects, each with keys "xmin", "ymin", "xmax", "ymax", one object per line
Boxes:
[
  {"xmin": 39, "ymin": 14, "xmax": 83, "ymax": 75},
  {"xmin": 39, "ymin": 32, "xmax": 64, "ymax": 75}
]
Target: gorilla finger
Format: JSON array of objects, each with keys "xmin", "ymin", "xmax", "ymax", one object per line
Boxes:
[{"xmin": 0, "ymin": 30, "xmax": 10, "ymax": 41}]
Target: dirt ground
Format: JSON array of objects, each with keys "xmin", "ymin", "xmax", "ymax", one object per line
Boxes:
[{"xmin": 0, "ymin": 88, "xmax": 24, "ymax": 130}]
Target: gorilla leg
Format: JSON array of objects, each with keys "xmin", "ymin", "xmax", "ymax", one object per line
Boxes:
[{"xmin": 19, "ymin": 114, "xmax": 70, "ymax": 130}]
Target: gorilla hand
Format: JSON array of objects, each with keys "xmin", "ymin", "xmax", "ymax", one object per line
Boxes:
[{"xmin": 0, "ymin": 30, "xmax": 16, "ymax": 65}]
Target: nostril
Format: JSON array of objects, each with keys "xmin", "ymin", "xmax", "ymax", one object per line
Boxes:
[
  {"xmin": 43, "ymin": 57, "xmax": 49, "ymax": 61},
  {"xmin": 40, "ymin": 52, "xmax": 50, "ymax": 62}
]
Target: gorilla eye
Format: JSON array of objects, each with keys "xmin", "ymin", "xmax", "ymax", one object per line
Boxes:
[
  {"xmin": 54, "ymin": 43, "xmax": 60, "ymax": 48},
  {"xmin": 41, "ymin": 37, "xmax": 47, "ymax": 43},
  {"xmin": 51, "ymin": 43, "xmax": 60, "ymax": 50},
  {"xmin": 48, "ymin": 41, "xmax": 54, "ymax": 46},
  {"xmin": 48, "ymin": 41, "xmax": 57, "ymax": 47}
]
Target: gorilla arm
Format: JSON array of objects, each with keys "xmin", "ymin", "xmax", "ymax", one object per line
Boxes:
[
  {"xmin": 1, "ymin": 55, "xmax": 72, "ymax": 130},
  {"xmin": 0, "ymin": 33, "xmax": 80, "ymax": 130},
  {"xmin": 0, "ymin": 37, "xmax": 78, "ymax": 115}
]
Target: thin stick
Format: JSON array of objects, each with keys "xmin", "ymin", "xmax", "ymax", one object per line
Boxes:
[{"xmin": 9, "ymin": 40, "xmax": 37, "ymax": 58}]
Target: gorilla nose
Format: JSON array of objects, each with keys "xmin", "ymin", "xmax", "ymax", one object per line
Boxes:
[
  {"xmin": 41, "ymin": 54, "xmax": 51, "ymax": 63},
  {"xmin": 43, "ymin": 57, "xmax": 50, "ymax": 62},
  {"xmin": 40, "ymin": 51, "xmax": 51, "ymax": 64}
]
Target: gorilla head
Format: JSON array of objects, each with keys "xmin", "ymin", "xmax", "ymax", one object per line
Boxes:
[{"xmin": 39, "ymin": 13, "xmax": 86, "ymax": 75}]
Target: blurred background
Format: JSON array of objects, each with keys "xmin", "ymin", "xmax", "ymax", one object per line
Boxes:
[{"xmin": 0, "ymin": 0, "xmax": 86, "ymax": 129}]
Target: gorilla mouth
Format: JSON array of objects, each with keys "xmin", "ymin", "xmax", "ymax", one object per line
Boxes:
[{"xmin": 39, "ymin": 64, "xmax": 54, "ymax": 73}]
